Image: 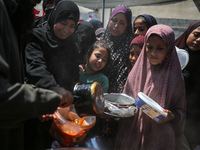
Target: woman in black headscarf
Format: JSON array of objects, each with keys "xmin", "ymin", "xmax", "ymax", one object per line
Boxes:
[
  {"xmin": 75, "ymin": 21, "xmax": 96, "ymax": 64},
  {"xmin": 175, "ymin": 21, "xmax": 200, "ymax": 149},
  {"xmin": 24, "ymin": 1, "xmax": 80, "ymax": 149}
]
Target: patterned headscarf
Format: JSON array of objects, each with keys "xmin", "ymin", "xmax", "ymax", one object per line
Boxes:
[
  {"xmin": 102, "ymin": 5, "xmax": 133, "ymax": 93},
  {"xmin": 115, "ymin": 24, "xmax": 186, "ymax": 150}
]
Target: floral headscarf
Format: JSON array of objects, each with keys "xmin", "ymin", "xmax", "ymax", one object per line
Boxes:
[{"xmin": 102, "ymin": 5, "xmax": 133, "ymax": 93}]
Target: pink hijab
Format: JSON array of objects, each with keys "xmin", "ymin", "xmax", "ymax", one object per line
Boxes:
[{"xmin": 114, "ymin": 24, "xmax": 186, "ymax": 150}]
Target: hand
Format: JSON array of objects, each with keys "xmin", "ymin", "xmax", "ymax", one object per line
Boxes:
[
  {"xmin": 40, "ymin": 114, "xmax": 56, "ymax": 122},
  {"xmin": 54, "ymin": 87, "xmax": 74, "ymax": 107},
  {"xmin": 157, "ymin": 109, "xmax": 175, "ymax": 124},
  {"xmin": 79, "ymin": 64, "xmax": 84, "ymax": 74}
]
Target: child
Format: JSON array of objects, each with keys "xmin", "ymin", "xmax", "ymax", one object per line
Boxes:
[
  {"xmin": 79, "ymin": 40, "xmax": 111, "ymax": 93},
  {"xmin": 129, "ymin": 35, "xmax": 145, "ymax": 67},
  {"xmin": 133, "ymin": 14, "xmax": 157, "ymax": 37},
  {"xmin": 114, "ymin": 24, "xmax": 186, "ymax": 150}
]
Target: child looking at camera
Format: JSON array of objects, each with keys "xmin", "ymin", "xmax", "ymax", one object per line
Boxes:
[{"xmin": 79, "ymin": 40, "xmax": 111, "ymax": 93}]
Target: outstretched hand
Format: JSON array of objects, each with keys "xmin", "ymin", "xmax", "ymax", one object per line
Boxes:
[{"xmin": 40, "ymin": 114, "xmax": 56, "ymax": 122}]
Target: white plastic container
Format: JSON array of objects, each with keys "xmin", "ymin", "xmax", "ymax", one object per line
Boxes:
[
  {"xmin": 176, "ymin": 46, "xmax": 189, "ymax": 70},
  {"xmin": 135, "ymin": 92, "xmax": 167, "ymax": 122}
]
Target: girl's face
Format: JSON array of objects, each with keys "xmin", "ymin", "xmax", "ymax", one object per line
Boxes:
[
  {"xmin": 108, "ymin": 13, "xmax": 127, "ymax": 37},
  {"xmin": 129, "ymin": 44, "xmax": 142, "ymax": 66},
  {"xmin": 186, "ymin": 26, "xmax": 200, "ymax": 51},
  {"xmin": 54, "ymin": 19, "xmax": 76, "ymax": 39},
  {"xmin": 87, "ymin": 47, "xmax": 109, "ymax": 73},
  {"xmin": 134, "ymin": 19, "xmax": 148, "ymax": 37},
  {"xmin": 146, "ymin": 34, "xmax": 168, "ymax": 65}
]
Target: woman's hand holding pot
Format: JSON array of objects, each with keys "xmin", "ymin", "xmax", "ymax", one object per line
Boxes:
[{"xmin": 54, "ymin": 87, "xmax": 74, "ymax": 107}]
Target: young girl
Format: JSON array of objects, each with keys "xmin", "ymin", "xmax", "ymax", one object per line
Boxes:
[
  {"xmin": 114, "ymin": 24, "xmax": 186, "ymax": 150},
  {"xmin": 133, "ymin": 14, "xmax": 157, "ymax": 37},
  {"xmin": 79, "ymin": 40, "xmax": 111, "ymax": 93},
  {"xmin": 129, "ymin": 35, "xmax": 145, "ymax": 67}
]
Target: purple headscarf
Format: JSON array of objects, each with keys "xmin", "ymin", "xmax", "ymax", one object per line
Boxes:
[
  {"xmin": 109, "ymin": 5, "xmax": 132, "ymax": 33},
  {"xmin": 101, "ymin": 5, "xmax": 133, "ymax": 93},
  {"xmin": 130, "ymin": 35, "xmax": 145, "ymax": 49}
]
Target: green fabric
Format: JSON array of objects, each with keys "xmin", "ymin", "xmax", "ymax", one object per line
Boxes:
[{"xmin": 79, "ymin": 71, "xmax": 109, "ymax": 93}]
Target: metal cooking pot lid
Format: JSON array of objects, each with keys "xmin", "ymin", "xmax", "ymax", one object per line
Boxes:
[
  {"xmin": 103, "ymin": 93, "xmax": 135, "ymax": 105},
  {"xmin": 103, "ymin": 93, "xmax": 137, "ymax": 118}
]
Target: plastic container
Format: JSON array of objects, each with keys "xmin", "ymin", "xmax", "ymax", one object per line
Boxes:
[
  {"xmin": 135, "ymin": 92, "xmax": 167, "ymax": 122},
  {"xmin": 176, "ymin": 46, "xmax": 189, "ymax": 70},
  {"xmin": 49, "ymin": 107, "xmax": 96, "ymax": 147}
]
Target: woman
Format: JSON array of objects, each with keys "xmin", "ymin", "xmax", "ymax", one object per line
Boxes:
[
  {"xmin": 175, "ymin": 21, "xmax": 200, "ymax": 149},
  {"xmin": 102, "ymin": 5, "xmax": 133, "ymax": 93},
  {"xmin": 75, "ymin": 21, "xmax": 96, "ymax": 64},
  {"xmin": 24, "ymin": 1, "xmax": 80, "ymax": 149},
  {"xmin": 133, "ymin": 14, "xmax": 157, "ymax": 37},
  {"xmin": 89, "ymin": 19, "xmax": 103, "ymax": 32},
  {"xmin": 115, "ymin": 24, "xmax": 186, "ymax": 150}
]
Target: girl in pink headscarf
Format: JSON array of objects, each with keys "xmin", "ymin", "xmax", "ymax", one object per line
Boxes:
[
  {"xmin": 114, "ymin": 24, "xmax": 186, "ymax": 150},
  {"xmin": 129, "ymin": 35, "xmax": 145, "ymax": 67}
]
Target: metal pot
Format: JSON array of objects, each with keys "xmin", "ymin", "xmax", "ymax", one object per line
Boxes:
[{"xmin": 73, "ymin": 82, "xmax": 104, "ymax": 117}]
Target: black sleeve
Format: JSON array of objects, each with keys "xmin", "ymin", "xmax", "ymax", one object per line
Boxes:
[{"xmin": 25, "ymin": 41, "xmax": 59, "ymax": 90}]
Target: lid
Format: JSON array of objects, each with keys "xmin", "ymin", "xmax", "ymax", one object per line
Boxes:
[
  {"xmin": 176, "ymin": 46, "xmax": 189, "ymax": 70},
  {"xmin": 103, "ymin": 93, "xmax": 137, "ymax": 118},
  {"xmin": 103, "ymin": 93, "xmax": 135, "ymax": 105},
  {"xmin": 137, "ymin": 92, "xmax": 167, "ymax": 117}
]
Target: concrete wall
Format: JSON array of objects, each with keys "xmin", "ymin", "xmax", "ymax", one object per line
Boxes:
[{"xmin": 96, "ymin": 0, "xmax": 200, "ymax": 37}]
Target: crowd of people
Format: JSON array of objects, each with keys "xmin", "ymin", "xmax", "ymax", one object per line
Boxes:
[{"xmin": 0, "ymin": 0, "xmax": 200, "ymax": 150}]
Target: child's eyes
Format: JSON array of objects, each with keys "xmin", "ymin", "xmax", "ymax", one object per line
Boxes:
[
  {"xmin": 103, "ymin": 58, "xmax": 107, "ymax": 62},
  {"xmin": 95, "ymin": 54, "xmax": 101, "ymax": 58},
  {"xmin": 157, "ymin": 48, "xmax": 164, "ymax": 51},
  {"xmin": 135, "ymin": 28, "xmax": 145, "ymax": 32},
  {"xmin": 139, "ymin": 29, "xmax": 145, "ymax": 32},
  {"xmin": 120, "ymin": 22, "xmax": 125, "ymax": 25},
  {"xmin": 147, "ymin": 46, "xmax": 164, "ymax": 51},
  {"xmin": 194, "ymin": 33, "xmax": 200, "ymax": 39},
  {"xmin": 146, "ymin": 46, "xmax": 153, "ymax": 50}
]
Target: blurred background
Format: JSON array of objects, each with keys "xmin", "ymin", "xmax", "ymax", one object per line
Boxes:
[{"xmin": 34, "ymin": 0, "xmax": 200, "ymax": 38}]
